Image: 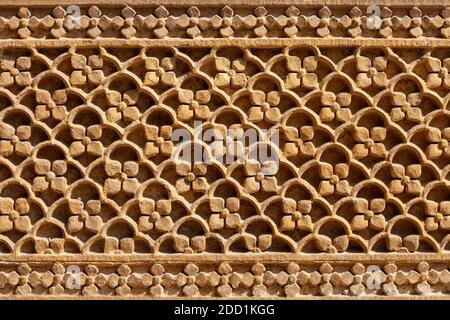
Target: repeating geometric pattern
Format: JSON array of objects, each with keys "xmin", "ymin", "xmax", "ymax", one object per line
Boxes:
[
  {"xmin": 0, "ymin": 2, "xmax": 450, "ymax": 298},
  {"xmin": 1, "ymin": 5, "xmax": 450, "ymax": 39}
]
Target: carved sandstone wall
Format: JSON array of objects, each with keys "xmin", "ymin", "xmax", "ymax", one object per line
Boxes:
[{"xmin": 0, "ymin": 1, "xmax": 450, "ymax": 299}]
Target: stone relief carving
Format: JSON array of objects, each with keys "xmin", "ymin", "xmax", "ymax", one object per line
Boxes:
[{"xmin": 0, "ymin": 1, "xmax": 450, "ymax": 298}]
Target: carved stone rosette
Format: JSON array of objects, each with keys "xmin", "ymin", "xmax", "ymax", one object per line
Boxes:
[{"xmin": 0, "ymin": 0, "xmax": 450, "ymax": 299}]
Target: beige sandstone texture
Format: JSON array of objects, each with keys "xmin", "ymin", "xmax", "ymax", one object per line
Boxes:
[{"xmin": 0, "ymin": 0, "xmax": 450, "ymax": 299}]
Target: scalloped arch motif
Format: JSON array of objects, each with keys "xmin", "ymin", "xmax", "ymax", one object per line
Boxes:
[{"xmin": 0, "ymin": 0, "xmax": 450, "ymax": 299}]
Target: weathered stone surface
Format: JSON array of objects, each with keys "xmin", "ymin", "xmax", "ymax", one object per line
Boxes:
[{"xmin": 0, "ymin": 0, "xmax": 449, "ymax": 299}]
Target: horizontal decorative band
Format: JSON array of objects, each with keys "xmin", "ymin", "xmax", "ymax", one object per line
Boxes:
[
  {"xmin": 1, "ymin": 260, "xmax": 449, "ymax": 298},
  {"xmin": 0, "ymin": 38, "xmax": 449, "ymax": 47},
  {"xmin": 2, "ymin": 253, "xmax": 450, "ymax": 263},
  {"xmin": 1, "ymin": 1, "xmax": 450, "ymax": 7}
]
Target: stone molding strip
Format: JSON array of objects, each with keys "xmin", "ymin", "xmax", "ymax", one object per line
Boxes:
[
  {"xmin": 2, "ymin": 0, "xmax": 450, "ymax": 6},
  {"xmin": 0, "ymin": 4, "xmax": 449, "ymax": 40},
  {"xmin": 1, "ymin": 261, "xmax": 449, "ymax": 298},
  {"xmin": 0, "ymin": 1, "xmax": 450, "ymax": 300}
]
